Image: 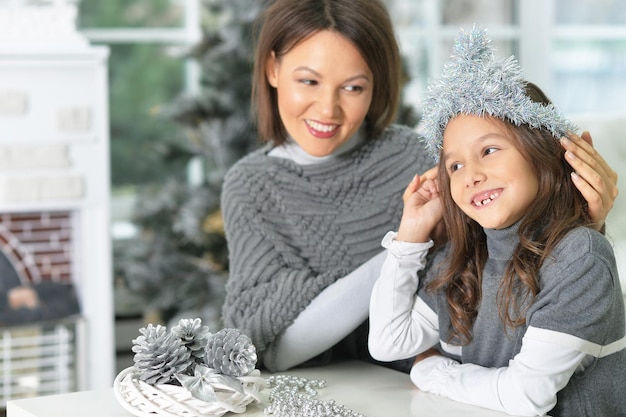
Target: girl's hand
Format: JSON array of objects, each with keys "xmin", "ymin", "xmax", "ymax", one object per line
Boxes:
[
  {"xmin": 397, "ymin": 172, "xmax": 443, "ymax": 243},
  {"xmin": 561, "ymin": 131, "xmax": 619, "ymax": 230}
]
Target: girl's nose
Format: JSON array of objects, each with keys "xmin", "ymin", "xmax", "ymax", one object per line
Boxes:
[{"xmin": 465, "ymin": 164, "xmax": 486, "ymax": 187}]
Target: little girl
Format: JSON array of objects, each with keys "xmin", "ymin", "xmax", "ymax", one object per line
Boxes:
[{"xmin": 368, "ymin": 28, "xmax": 626, "ymax": 417}]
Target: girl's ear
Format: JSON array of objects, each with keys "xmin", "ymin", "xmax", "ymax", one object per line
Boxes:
[{"xmin": 266, "ymin": 51, "xmax": 279, "ymax": 88}]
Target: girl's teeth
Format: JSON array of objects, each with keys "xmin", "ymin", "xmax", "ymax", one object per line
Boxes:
[{"xmin": 475, "ymin": 192, "xmax": 499, "ymax": 206}]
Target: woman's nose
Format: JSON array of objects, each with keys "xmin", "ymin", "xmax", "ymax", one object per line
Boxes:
[{"xmin": 318, "ymin": 88, "xmax": 340, "ymax": 118}]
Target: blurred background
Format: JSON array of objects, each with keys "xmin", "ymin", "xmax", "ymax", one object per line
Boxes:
[{"xmin": 0, "ymin": 0, "xmax": 624, "ymax": 406}]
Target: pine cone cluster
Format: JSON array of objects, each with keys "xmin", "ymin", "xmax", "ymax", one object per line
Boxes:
[
  {"xmin": 131, "ymin": 319, "xmax": 257, "ymax": 386},
  {"xmin": 132, "ymin": 324, "xmax": 193, "ymax": 385},
  {"xmin": 204, "ymin": 328, "xmax": 257, "ymax": 377}
]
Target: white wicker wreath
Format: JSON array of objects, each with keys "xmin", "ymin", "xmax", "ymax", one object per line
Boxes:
[{"xmin": 113, "ymin": 366, "xmax": 266, "ymax": 417}]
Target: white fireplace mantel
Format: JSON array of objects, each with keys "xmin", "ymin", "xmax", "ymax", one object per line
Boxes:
[{"xmin": 0, "ymin": 0, "xmax": 113, "ymax": 393}]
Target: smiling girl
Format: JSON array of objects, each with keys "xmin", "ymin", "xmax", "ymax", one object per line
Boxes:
[{"xmin": 368, "ymin": 28, "xmax": 626, "ymax": 416}]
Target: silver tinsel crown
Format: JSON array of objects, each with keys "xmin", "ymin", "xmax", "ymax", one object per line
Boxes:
[{"xmin": 419, "ymin": 26, "xmax": 577, "ymax": 162}]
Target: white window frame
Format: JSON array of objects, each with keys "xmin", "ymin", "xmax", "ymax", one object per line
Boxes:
[
  {"xmin": 79, "ymin": 0, "xmax": 202, "ymax": 95},
  {"xmin": 78, "ymin": 0, "xmax": 203, "ymax": 239},
  {"xmin": 395, "ymin": 0, "xmax": 626, "ymax": 116}
]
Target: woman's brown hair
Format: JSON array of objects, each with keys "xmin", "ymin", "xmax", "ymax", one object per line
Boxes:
[
  {"xmin": 251, "ymin": 0, "xmax": 401, "ymax": 144},
  {"xmin": 428, "ymin": 82, "xmax": 594, "ymax": 344}
]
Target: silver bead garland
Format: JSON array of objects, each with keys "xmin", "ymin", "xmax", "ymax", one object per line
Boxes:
[{"xmin": 264, "ymin": 374, "xmax": 367, "ymax": 417}]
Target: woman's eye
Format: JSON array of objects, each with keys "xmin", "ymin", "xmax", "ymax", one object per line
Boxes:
[
  {"xmin": 300, "ymin": 79, "xmax": 318, "ymax": 86},
  {"xmin": 344, "ymin": 85, "xmax": 364, "ymax": 93}
]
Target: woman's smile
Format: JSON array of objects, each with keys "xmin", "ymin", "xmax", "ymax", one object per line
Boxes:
[{"xmin": 305, "ymin": 119, "xmax": 340, "ymax": 138}]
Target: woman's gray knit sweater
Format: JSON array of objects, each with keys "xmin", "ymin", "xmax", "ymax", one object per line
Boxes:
[{"xmin": 221, "ymin": 125, "xmax": 433, "ymax": 359}]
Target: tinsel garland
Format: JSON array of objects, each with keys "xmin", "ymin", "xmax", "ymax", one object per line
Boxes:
[{"xmin": 419, "ymin": 26, "xmax": 577, "ymax": 162}]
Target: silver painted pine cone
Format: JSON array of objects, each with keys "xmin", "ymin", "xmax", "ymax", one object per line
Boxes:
[
  {"xmin": 204, "ymin": 328, "xmax": 257, "ymax": 377},
  {"xmin": 132, "ymin": 324, "xmax": 193, "ymax": 385},
  {"xmin": 171, "ymin": 318, "xmax": 211, "ymax": 362}
]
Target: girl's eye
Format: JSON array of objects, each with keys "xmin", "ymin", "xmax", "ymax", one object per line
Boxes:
[
  {"xmin": 484, "ymin": 147, "xmax": 498, "ymax": 156},
  {"xmin": 449, "ymin": 162, "xmax": 463, "ymax": 173}
]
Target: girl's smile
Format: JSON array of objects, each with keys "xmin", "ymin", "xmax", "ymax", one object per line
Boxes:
[{"xmin": 470, "ymin": 189, "xmax": 502, "ymax": 207}]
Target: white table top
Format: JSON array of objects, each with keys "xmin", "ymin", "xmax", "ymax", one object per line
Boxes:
[{"xmin": 7, "ymin": 360, "xmax": 521, "ymax": 417}]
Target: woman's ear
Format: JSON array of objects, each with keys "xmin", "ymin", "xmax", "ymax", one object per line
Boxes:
[{"xmin": 266, "ymin": 51, "xmax": 279, "ymax": 88}]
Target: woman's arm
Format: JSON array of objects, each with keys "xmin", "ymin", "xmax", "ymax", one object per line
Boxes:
[
  {"xmin": 221, "ymin": 175, "xmax": 351, "ymax": 362},
  {"xmin": 222, "ymin": 224, "xmax": 351, "ymax": 362},
  {"xmin": 264, "ymin": 250, "xmax": 387, "ymax": 371}
]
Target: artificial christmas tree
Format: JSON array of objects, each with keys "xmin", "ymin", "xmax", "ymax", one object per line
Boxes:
[{"xmin": 118, "ymin": 0, "xmax": 264, "ymax": 327}]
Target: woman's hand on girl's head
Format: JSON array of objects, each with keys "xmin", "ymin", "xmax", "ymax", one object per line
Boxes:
[
  {"xmin": 561, "ymin": 131, "xmax": 619, "ymax": 230},
  {"xmin": 397, "ymin": 173, "xmax": 443, "ymax": 243}
]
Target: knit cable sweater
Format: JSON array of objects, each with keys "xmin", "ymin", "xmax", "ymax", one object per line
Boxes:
[{"xmin": 221, "ymin": 124, "xmax": 433, "ymax": 359}]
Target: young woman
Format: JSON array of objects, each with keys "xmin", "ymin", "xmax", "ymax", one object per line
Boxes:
[
  {"xmin": 368, "ymin": 28, "xmax": 625, "ymax": 416},
  {"xmin": 221, "ymin": 0, "xmax": 619, "ymax": 373}
]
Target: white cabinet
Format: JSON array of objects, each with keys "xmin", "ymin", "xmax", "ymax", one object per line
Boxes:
[{"xmin": 0, "ymin": 44, "xmax": 114, "ymax": 392}]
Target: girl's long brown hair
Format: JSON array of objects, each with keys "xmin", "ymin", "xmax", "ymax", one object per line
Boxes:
[{"xmin": 427, "ymin": 83, "xmax": 595, "ymax": 345}]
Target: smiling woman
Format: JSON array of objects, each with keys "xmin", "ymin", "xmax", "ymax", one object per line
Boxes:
[{"xmin": 221, "ymin": 0, "xmax": 432, "ymax": 373}]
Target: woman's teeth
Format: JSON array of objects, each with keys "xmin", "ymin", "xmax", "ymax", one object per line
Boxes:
[{"xmin": 306, "ymin": 120, "xmax": 338, "ymax": 132}]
